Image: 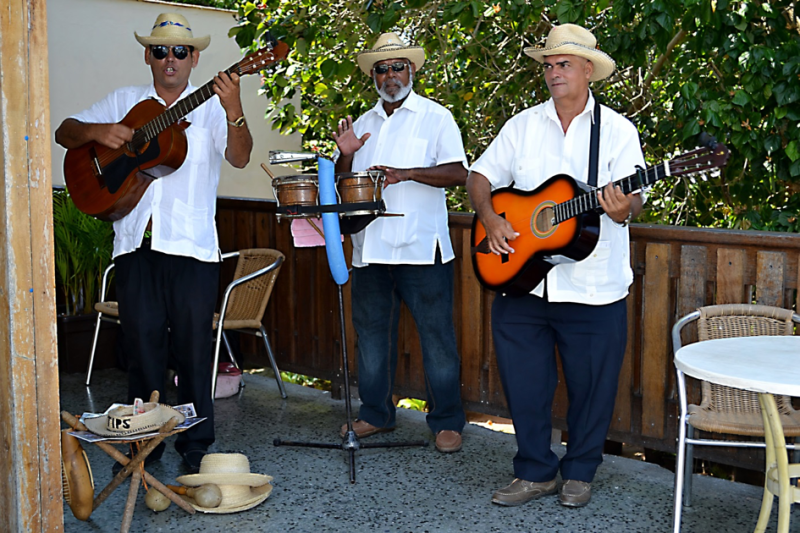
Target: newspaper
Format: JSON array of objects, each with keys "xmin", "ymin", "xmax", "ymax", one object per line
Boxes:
[{"xmin": 70, "ymin": 402, "xmax": 205, "ymax": 443}]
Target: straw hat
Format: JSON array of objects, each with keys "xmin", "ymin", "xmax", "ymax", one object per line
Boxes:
[
  {"xmin": 135, "ymin": 13, "xmax": 210, "ymax": 51},
  {"xmin": 357, "ymin": 32, "xmax": 425, "ymax": 75},
  {"xmin": 523, "ymin": 23, "xmax": 615, "ymax": 82},
  {"xmin": 176, "ymin": 453, "xmax": 273, "ymax": 514},
  {"xmin": 83, "ymin": 402, "xmax": 185, "ymax": 437}
]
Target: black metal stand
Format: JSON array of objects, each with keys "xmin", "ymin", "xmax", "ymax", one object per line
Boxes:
[{"xmin": 273, "ymin": 282, "xmax": 428, "ymax": 483}]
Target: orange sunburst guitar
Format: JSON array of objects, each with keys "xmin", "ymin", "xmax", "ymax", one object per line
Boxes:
[
  {"xmin": 63, "ymin": 41, "xmax": 289, "ymax": 222},
  {"xmin": 471, "ymin": 135, "xmax": 731, "ymax": 296}
]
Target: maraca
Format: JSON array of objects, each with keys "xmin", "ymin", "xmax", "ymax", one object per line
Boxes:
[
  {"xmin": 145, "ymin": 487, "xmax": 171, "ymax": 512},
  {"xmin": 168, "ymin": 483, "xmax": 223, "ymax": 508}
]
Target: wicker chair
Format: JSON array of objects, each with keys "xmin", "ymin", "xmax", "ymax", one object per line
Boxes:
[
  {"xmin": 85, "ymin": 250, "xmax": 287, "ymax": 401},
  {"xmin": 673, "ymin": 304, "xmax": 800, "ymax": 509},
  {"xmin": 211, "ymin": 249, "xmax": 287, "ymax": 400}
]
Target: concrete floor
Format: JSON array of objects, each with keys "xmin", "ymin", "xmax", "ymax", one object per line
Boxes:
[{"xmin": 59, "ymin": 368, "xmax": 796, "ymax": 533}]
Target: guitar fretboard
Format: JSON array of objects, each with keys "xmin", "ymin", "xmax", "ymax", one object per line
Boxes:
[
  {"xmin": 130, "ymin": 64, "xmax": 241, "ymax": 148},
  {"xmin": 553, "ymin": 163, "xmax": 668, "ymax": 224}
]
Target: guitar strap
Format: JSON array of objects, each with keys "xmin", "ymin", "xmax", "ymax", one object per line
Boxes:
[{"xmin": 588, "ymin": 96, "xmax": 601, "ymax": 188}]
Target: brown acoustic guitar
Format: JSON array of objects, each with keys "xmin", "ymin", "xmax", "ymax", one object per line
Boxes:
[
  {"xmin": 471, "ymin": 135, "xmax": 731, "ymax": 296},
  {"xmin": 63, "ymin": 41, "xmax": 289, "ymax": 222}
]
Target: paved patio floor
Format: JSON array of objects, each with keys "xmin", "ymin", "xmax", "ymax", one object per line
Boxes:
[{"xmin": 59, "ymin": 368, "xmax": 796, "ymax": 532}]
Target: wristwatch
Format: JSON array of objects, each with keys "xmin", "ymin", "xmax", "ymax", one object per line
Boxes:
[
  {"xmin": 227, "ymin": 115, "xmax": 246, "ymax": 128},
  {"xmin": 619, "ymin": 207, "xmax": 634, "ymax": 227}
]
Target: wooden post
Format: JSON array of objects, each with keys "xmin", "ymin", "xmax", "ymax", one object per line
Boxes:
[{"xmin": 0, "ymin": 0, "xmax": 62, "ymax": 531}]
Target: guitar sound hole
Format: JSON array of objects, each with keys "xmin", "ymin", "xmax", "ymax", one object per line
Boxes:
[{"xmin": 533, "ymin": 206, "xmax": 555, "ymax": 235}]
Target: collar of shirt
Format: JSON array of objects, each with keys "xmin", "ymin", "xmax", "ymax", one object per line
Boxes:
[
  {"xmin": 543, "ymin": 90, "xmax": 596, "ymax": 129},
  {"xmin": 367, "ymin": 89, "xmax": 423, "ymax": 120},
  {"xmin": 142, "ymin": 81, "xmax": 197, "ymax": 108}
]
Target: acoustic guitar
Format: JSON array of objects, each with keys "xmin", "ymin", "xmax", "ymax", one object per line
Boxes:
[
  {"xmin": 471, "ymin": 136, "xmax": 731, "ymax": 296},
  {"xmin": 63, "ymin": 41, "xmax": 290, "ymax": 222}
]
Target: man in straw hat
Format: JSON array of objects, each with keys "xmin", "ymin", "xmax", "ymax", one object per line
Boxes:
[
  {"xmin": 467, "ymin": 23, "xmax": 646, "ymax": 507},
  {"xmin": 55, "ymin": 12, "xmax": 254, "ymax": 473},
  {"xmin": 332, "ymin": 32, "xmax": 467, "ymax": 453}
]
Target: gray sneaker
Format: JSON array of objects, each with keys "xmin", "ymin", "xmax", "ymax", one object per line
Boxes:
[
  {"xmin": 559, "ymin": 480, "xmax": 591, "ymax": 507},
  {"xmin": 491, "ymin": 478, "xmax": 557, "ymax": 506}
]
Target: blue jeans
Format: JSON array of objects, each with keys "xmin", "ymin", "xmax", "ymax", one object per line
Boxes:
[{"xmin": 351, "ymin": 254, "xmax": 465, "ymax": 435}]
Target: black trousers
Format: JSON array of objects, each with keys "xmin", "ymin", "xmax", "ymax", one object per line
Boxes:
[
  {"xmin": 491, "ymin": 293, "xmax": 627, "ymax": 483},
  {"xmin": 115, "ymin": 244, "xmax": 220, "ymax": 453}
]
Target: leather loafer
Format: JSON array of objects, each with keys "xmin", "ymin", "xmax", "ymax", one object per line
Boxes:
[
  {"xmin": 340, "ymin": 419, "xmax": 394, "ymax": 439},
  {"xmin": 180, "ymin": 449, "xmax": 206, "ymax": 474},
  {"xmin": 559, "ymin": 480, "xmax": 591, "ymax": 508},
  {"xmin": 491, "ymin": 478, "xmax": 557, "ymax": 506},
  {"xmin": 434, "ymin": 430, "xmax": 462, "ymax": 453}
]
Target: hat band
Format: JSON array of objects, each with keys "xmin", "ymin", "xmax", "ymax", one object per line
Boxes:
[
  {"xmin": 537, "ymin": 41, "xmax": 606, "ymax": 55},
  {"xmin": 153, "ymin": 20, "xmax": 191, "ymax": 31}
]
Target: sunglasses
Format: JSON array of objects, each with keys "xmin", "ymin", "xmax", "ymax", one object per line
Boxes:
[
  {"xmin": 150, "ymin": 45, "xmax": 194, "ymax": 61},
  {"xmin": 373, "ymin": 61, "xmax": 409, "ymax": 74}
]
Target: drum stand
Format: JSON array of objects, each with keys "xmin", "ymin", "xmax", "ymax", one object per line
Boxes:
[{"xmin": 273, "ymin": 280, "xmax": 428, "ymax": 484}]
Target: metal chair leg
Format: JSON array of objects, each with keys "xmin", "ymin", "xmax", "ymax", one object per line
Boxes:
[
  {"xmin": 85, "ymin": 312, "xmax": 104, "ymax": 386},
  {"xmin": 259, "ymin": 325, "xmax": 287, "ymax": 399},
  {"xmin": 221, "ymin": 331, "xmax": 240, "ymax": 370},
  {"xmin": 683, "ymin": 425, "xmax": 695, "ymax": 507}
]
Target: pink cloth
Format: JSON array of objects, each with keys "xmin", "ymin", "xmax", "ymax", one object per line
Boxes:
[{"xmin": 291, "ymin": 218, "xmax": 341, "ymax": 247}]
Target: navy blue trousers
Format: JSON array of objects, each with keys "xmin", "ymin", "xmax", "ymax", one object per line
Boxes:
[
  {"xmin": 115, "ymin": 245, "xmax": 219, "ymax": 454},
  {"xmin": 351, "ymin": 252, "xmax": 466, "ymax": 434},
  {"xmin": 492, "ymin": 293, "xmax": 627, "ymax": 483}
]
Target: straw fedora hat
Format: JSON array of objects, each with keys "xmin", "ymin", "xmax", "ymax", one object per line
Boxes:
[
  {"xmin": 357, "ymin": 32, "xmax": 425, "ymax": 75},
  {"xmin": 523, "ymin": 23, "xmax": 615, "ymax": 82},
  {"xmin": 83, "ymin": 402, "xmax": 185, "ymax": 437},
  {"xmin": 135, "ymin": 13, "xmax": 210, "ymax": 51},
  {"xmin": 176, "ymin": 453, "xmax": 273, "ymax": 514}
]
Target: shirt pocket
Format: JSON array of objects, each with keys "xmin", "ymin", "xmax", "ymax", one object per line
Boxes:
[
  {"xmin": 171, "ymin": 198, "xmax": 211, "ymax": 244},
  {"xmin": 510, "ymin": 156, "xmax": 544, "ymax": 189},
  {"xmin": 380, "ymin": 210, "xmax": 419, "ymax": 248},
  {"xmin": 383, "ymin": 137, "xmax": 428, "ymax": 168}
]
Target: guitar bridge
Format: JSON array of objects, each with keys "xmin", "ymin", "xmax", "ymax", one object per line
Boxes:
[{"xmin": 89, "ymin": 146, "xmax": 106, "ymax": 188}]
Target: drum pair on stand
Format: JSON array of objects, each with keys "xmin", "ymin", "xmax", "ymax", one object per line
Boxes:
[{"xmin": 266, "ymin": 151, "xmax": 426, "ymax": 484}]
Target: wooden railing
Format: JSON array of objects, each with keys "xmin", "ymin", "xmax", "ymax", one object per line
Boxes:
[{"xmin": 217, "ymin": 198, "xmax": 800, "ymax": 471}]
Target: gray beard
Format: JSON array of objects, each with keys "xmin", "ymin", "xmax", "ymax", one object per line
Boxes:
[{"xmin": 376, "ymin": 71, "xmax": 414, "ymax": 103}]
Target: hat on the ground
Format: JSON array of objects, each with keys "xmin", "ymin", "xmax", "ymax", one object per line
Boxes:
[
  {"xmin": 135, "ymin": 13, "xmax": 210, "ymax": 51},
  {"xmin": 176, "ymin": 453, "xmax": 273, "ymax": 513},
  {"xmin": 357, "ymin": 32, "xmax": 425, "ymax": 75},
  {"xmin": 523, "ymin": 23, "xmax": 615, "ymax": 82},
  {"xmin": 83, "ymin": 402, "xmax": 185, "ymax": 437}
]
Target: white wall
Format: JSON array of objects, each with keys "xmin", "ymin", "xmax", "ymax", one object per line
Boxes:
[{"xmin": 48, "ymin": 0, "xmax": 300, "ymax": 200}]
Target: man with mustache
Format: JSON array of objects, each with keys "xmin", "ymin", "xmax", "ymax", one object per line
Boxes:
[{"xmin": 332, "ymin": 32, "xmax": 467, "ymax": 453}]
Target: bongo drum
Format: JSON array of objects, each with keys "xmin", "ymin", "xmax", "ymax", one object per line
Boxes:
[
  {"xmin": 272, "ymin": 175, "xmax": 319, "ymax": 218},
  {"xmin": 335, "ymin": 170, "xmax": 385, "ymax": 216}
]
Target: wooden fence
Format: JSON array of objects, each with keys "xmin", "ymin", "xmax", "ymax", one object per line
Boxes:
[{"xmin": 217, "ymin": 198, "xmax": 800, "ymax": 471}]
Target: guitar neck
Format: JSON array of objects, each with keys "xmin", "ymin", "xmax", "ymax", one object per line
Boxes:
[
  {"xmin": 554, "ymin": 163, "xmax": 668, "ymax": 224},
  {"xmin": 134, "ymin": 62, "xmax": 242, "ymax": 145}
]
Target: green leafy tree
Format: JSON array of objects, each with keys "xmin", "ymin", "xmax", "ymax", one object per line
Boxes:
[{"xmin": 230, "ymin": 0, "xmax": 800, "ymax": 228}]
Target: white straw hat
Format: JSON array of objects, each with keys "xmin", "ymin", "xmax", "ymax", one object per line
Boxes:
[
  {"xmin": 176, "ymin": 453, "xmax": 273, "ymax": 514},
  {"xmin": 135, "ymin": 13, "xmax": 210, "ymax": 51},
  {"xmin": 523, "ymin": 23, "xmax": 615, "ymax": 82},
  {"xmin": 357, "ymin": 32, "xmax": 425, "ymax": 75},
  {"xmin": 83, "ymin": 402, "xmax": 185, "ymax": 437}
]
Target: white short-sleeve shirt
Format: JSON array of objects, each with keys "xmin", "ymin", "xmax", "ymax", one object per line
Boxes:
[
  {"xmin": 469, "ymin": 92, "xmax": 645, "ymax": 305},
  {"xmin": 339, "ymin": 90, "xmax": 468, "ymax": 267},
  {"xmin": 70, "ymin": 82, "xmax": 228, "ymax": 262}
]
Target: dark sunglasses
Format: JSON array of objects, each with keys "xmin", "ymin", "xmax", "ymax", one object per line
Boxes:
[
  {"xmin": 373, "ymin": 61, "xmax": 409, "ymax": 74},
  {"xmin": 150, "ymin": 45, "xmax": 194, "ymax": 60}
]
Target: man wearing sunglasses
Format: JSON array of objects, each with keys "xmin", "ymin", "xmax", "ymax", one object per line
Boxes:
[
  {"xmin": 55, "ymin": 13, "xmax": 253, "ymax": 474},
  {"xmin": 332, "ymin": 32, "xmax": 468, "ymax": 454}
]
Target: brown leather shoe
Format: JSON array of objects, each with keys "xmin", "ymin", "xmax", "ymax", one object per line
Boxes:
[
  {"xmin": 491, "ymin": 478, "xmax": 557, "ymax": 506},
  {"xmin": 435, "ymin": 430, "xmax": 462, "ymax": 453},
  {"xmin": 559, "ymin": 480, "xmax": 591, "ymax": 508},
  {"xmin": 340, "ymin": 419, "xmax": 394, "ymax": 438}
]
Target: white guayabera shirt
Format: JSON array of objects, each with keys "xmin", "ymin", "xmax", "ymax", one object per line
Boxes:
[
  {"xmin": 338, "ymin": 90, "xmax": 468, "ymax": 267},
  {"xmin": 71, "ymin": 82, "xmax": 228, "ymax": 262},
  {"xmin": 470, "ymin": 91, "xmax": 646, "ymax": 305}
]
